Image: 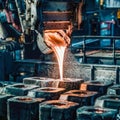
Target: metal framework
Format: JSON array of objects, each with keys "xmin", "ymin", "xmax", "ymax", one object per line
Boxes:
[{"xmin": 71, "ymin": 35, "xmax": 120, "ymax": 65}]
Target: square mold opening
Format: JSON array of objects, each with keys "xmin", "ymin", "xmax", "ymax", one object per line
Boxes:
[
  {"xmin": 28, "ymin": 87, "xmax": 65, "ymax": 100},
  {"xmin": 5, "ymin": 83, "xmax": 39, "ymax": 96}
]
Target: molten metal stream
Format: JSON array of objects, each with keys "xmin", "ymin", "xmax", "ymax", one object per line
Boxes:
[
  {"xmin": 44, "ymin": 30, "xmax": 69, "ymax": 81},
  {"xmin": 52, "ymin": 46, "xmax": 66, "ymax": 80}
]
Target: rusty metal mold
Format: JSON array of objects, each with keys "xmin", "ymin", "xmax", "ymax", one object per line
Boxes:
[
  {"xmin": 5, "ymin": 83, "xmax": 39, "ymax": 96},
  {"xmin": 7, "ymin": 96, "xmax": 44, "ymax": 120},
  {"xmin": 107, "ymin": 84, "xmax": 120, "ymax": 95},
  {"xmin": 80, "ymin": 80, "xmax": 113, "ymax": 95},
  {"xmin": 23, "ymin": 77, "xmax": 61, "ymax": 87},
  {"xmin": 28, "ymin": 87, "xmax": 65, "ymax": 100},
  {"xmin": 39, "ymin": 100, "xmax": 79, "ymax": 120},
  {"xmin": 0, "ymin": 94, "xmax": 14, "ymax": 120},
  {"xmin": 77, "ymin": 106, "xmax": 118, "ymax": 120},
  {"xmin": 59, "ymin": 90, "xmax": 98, "ymax": 106},
  {"xmin": 95, "ymin": 95, "xmax": 120, "ymax": 109},
  {"xmin": 58, "ymin": 78, "xmax": 84, "ymax": 91},
  {"xmin": 23, "ymin": 77, "xmax": 84, "ymax": 91}
]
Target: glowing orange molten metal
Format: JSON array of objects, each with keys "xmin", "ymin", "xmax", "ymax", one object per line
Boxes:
[{"xmin": 44, "ymin": 30, "xmax": 71, "ymax": 80}]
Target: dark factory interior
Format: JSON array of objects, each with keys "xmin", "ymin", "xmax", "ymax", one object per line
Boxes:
[{"xmin": 0, "ymin": 0, "xmax": 120, "ymax": 120}]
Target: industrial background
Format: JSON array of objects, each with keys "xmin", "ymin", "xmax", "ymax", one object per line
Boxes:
[{"xmin": 0, "ymin": 0, "xmax": 120, "ymax": 120}]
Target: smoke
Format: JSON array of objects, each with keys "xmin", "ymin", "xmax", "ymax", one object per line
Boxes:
[
  {"xmin": 38, "ymin": 48, "xmax": 90, "ymax": 80},
  {"xmin": 63, "ymin": 48, "xmax": 83, "ymax": 78},
  {"xmin": 42, "ymin": 48, "xmax": 83, "ymax": 79}
]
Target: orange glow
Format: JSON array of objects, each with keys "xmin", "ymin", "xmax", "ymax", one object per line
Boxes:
[
  {"xmin": 80, "ymin": 83, "xmax": 87, "ymax": 91},
  {"xmin": 44, "ymin": 30, "xmax": 70, "ymax": 80},
  {"xmin": 53, "ymin": 46, "xmax": 66, "ymax": 80}
]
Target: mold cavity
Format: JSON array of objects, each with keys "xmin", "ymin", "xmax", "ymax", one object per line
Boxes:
[
  {"xmin": 49, "ymin": 102, "xmax": 66, "ymax": 106},
  {"xmin": 17, "ymin": 97, "xmax": 32, "ymax": 101},
  {"xmin": 87, "ymin": 108, "xmax": 106, "ymax": 113},
  {"xmin": 14, "ymin": 85, "xmax": 26, "ymax": 88},
  {"xmin": 91, "ymin": 81, "xmax": 102, "ymax": 84},
  {"xmin": 40, "ymin": 88, "xmax": 56, "ymax": 91},
  {"xmin": 73, "ymin": 91, "xmax": 87, "ymax": 95}
]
